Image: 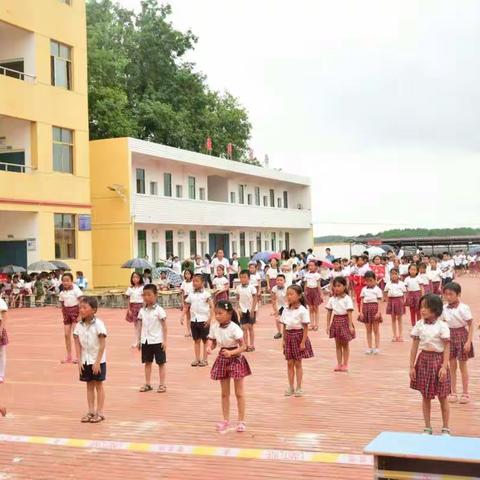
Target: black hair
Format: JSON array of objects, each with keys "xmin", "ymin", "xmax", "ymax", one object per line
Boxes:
[
  {"xmin": 76, "ymin": 271, "xmax": 83, "ymax": 276},
  {"xmin": 193, "ymin": 273, "xmax": 204, "ymax": 282},
  {"xmin": 215, "ymin": 300, "xmax": 240, "ymax": 325},
  {"xmin": 62, "ymin": 273, "xmax": 74, "ymax": 281},
  {"xmin": 420, "ymin": 293, "xmax": 443, "ymax": 318},
  {"xmin": 276, "ymin": 274, "xmax": 286, "ymax": 280},
  {"xmin": 332, "ymin": 276, "xmax": 347, "ymax": 288},
  {"xmin": 418, "ymin": 262, "xmax": 427, "ymax": 270},
  {"xmin": 332, "ymin": 258, "xmax": 340, "ymax": 264},
  {"xmin": 239, "ymin": 269, "xmax": 250, "ymax": 277},
  {"xmin": 287, "ymin": 284, "xmax": 306, "ymax": 307},
  {"xmin": 79, "ymin": 296, "xmax": 98, "ymax": 311},
  {"xmin": 408, "ymin": 263, "xmax": 418, "ymax": 276},
  {"xmin": 143, "ymin": 268, "xmax": 151, "ymax": 274},
  {"xmin": 307, "ymin": 248, "xmax": 313, "ymax": 253},
  {"xmin": 183, "ymin": 269, "xmax": 194, "ymax": 280},
  {"xmin": 130, "ymin": 271, "xmax": 144, "ymax": 286},
  {"xmin": 364, "ymin": 270, "xmax": 376, "ymax": 280},
  {"xmin": 390, "ymin": 268, "xmax": 399, "ymax": 274},
  {"xmin": 143, "ymin": 283, "xmax": 158, "ymax": 294},
  {"xmin": 443, "ymin": 282, "xmax": 461, "ymax": 295},
  {"xmin": 359, "ymin": 255, "xmax": 368, "ymax": 262}
]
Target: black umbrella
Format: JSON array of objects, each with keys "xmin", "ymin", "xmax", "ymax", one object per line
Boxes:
[
  {"xmin": 49, "ymin": 260, "xmax": 72, "ymax": 270},
  {"xmin": 121, "ymin": 258, "xmax": 153, "ymax": 269}
]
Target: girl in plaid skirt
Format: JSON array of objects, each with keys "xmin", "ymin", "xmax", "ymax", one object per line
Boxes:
[
  {"xmin": 125, "ymin": 272, "xmax": 144, "ymax": 347},
  {"xmin": 442, "ymin": 282, "xmax": 474, "ymax": 405},
  {"xmin": 0, "ymin": 297, "xmax": 8, "ymax": 417},
  {"xmin": 384, "ymin": 268, "xmax": 406, "ymax": 342},
  {"xmin": 410, "ymin": 294, "xmax": 451, "ymax": 435},
  {"xmin": 207, "ymin": 300, "xmax": 251, "ymax": 433},
  {"xmin": 404, "ymin": 264, "xmax": 424, "ymax": 326},
  {"xmin": 326, "ymin": 277, "xmax": 355, "ymax": 372},
  {"xmin": 281, "ymin": 285, "xmax": 314, "ymax": 397},
  {"xmin": 359, "ymin": 271, "xmax": 383, "ymax": 355}
]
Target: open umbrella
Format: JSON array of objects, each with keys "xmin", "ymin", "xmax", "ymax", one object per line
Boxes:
[
  {"xmin": 468, "ymin": 245, "xmax": 480, "ymax": 255},
  {"xmin": 49, "ymin": 260, "xmax": 71, "ymax": 270},
  {"xmin": 152, "ymin": 267, "xmax": 182, "ymax": 287},
  {"xmin": 121, "ymin": 258, "xmax": 153, "ymax": 269},
  {"xmin": 28, "ymin": 260, "xmax": 58, "ymax": 271},
  {"xmin": 0, "ymin": 265, "xmax": 26, "ymax": 274},
  {"xmin": 252, "ymin": 251, "xmax": 280, "ymax": 263},
  {"xmin": 366, "ymin": 246, "xmax": 385, "ymax": 258},
  {"xmin": 319, "ymin": 260, "xmax": 334, "ymax": 269}
]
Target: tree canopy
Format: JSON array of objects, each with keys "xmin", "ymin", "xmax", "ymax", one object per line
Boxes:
[{"xmin": 86, "ymin": 0, "xmax": 255, "ymax": 163}]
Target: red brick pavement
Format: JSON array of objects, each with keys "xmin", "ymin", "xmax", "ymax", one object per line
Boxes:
[{"xmin": 0, "ymin": 277, "xmax": 479, "ymax": 479}]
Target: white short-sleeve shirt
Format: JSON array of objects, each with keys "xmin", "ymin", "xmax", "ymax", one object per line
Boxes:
[
  {"xmin": 411, "ymin": 319, "xmax": 450, "ymax": 352},
  {"xmin": 211, "ymin": 257, "xmax": 230, "ymax": 271},
  {"xmin": 352, "ymin": 264, "xmax": 371, "ymax": 276},
  {"xmin": 208, "ymin": 321, "xmax": 243, "ymax": 348},
  {"xmin": 0, "ymin": 298, "xmax": 8, "ymax": 313},
  {"xmin": 185, "ymin": 290, "xmax": 211, "ymax": 323},
  {"xmin": 304, "ymin": 272, "xmax": 321, "ymax": 288},
  {"xmin": 329, "ymin": 270, "xmax": 344, "ymax": 280},
  {"xmin": 236, "ymin": 284, "xmax": 257, "ymax": 313},
  {"xmin": 360, "ymin": 286, "xmax": 383, "ymax": 303},
  {"xmin": 248, "ymin": 273, "xmax": 260, "ymax": 288},
  {"xmin": 441, "ymin": 303, "xmax": 473, "ymax": 329},
  {"xmin": 427, "ymin": 268, "xmax": 442, "ymax": 283},
  {"xmin": 399, "ymin": 264, "xmax": 409, "ymax": 276},
  {"xmin": 126, "ymin": 285, "xmax": 144, "ymax": 303},
  {"xmin": 404, "ymin": 276, "xmax": 421, "ymax": 292},
  {"xmin": 281, "ymin": 304, "xmax": 310, "ymax": 330},
  {"xmin": 138, "ymin": 304, "xmax": 166, "ymax": 344},
  {"xmin": 73, "ymin": 318, "xmax": 107, "ymax": 365},
  {"xmin": 180, "ymin": 280, "xmax": 194, "ymax": 297},
  {"xmin": 59, "ymin": 285, "xmax": 83, "ymax": 307},
  {"xmin": 267, "ymin": 268, "xmax": 279, "ymax": 280},
  {"xmin": 417, "ymin": 273, "xmax": 430, "ymax": 286},
  {"xmin": 271, "ymin": 285, "xmax": 287, "ymax": 308},
  {"xmin": 213, "ymin": 276, "xmax": 229, "ymax": 292},
  {"xmin": 326, "ymin": 295, "xmax": 354, "ymax": 315},
  {"xmin": 384, "ymin": 281, "xmax": 406, "ymax": 298}
]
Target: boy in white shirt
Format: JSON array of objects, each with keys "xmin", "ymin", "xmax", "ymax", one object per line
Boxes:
[
  {"xmin": 440, "ymin": 252, "xmax": 455, "ymax": 286},
  {"xmin": 271, "ymin": 274, "xmax": 287, "ymax": 340},
  {"xmin": 236, "ymin": 270, "xmax": 257, "ymax": 351},
  {"xmin": 137, "ymin": 284, "xmax": 168, "ymax": 393}
]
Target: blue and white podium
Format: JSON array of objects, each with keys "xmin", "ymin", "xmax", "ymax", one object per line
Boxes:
[{"xmin": 364, "ymin": 432, "xmax": 480, "ymax": 479}]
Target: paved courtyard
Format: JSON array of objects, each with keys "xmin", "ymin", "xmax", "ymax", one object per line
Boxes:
[{"xmin": 1, "ymin": 277, "xmax": 479, "ymax": 479}]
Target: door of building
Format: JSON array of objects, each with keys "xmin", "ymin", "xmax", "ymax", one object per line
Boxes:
[
  {"xmin": 208, "ymin": 233, "xmax": 230, "ymax": 258},
  {"xmin": 0, "ymin": 240, "xmax": 28, "ymax": 268}
]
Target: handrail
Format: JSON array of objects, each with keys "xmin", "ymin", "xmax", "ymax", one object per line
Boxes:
[
  {"xmin": 0, "ymin": 66, "xmax": 36, "ymax": 83},
  {"xmin": 0, "ymin": 161, "xmax": 34, "ymax": 173}
]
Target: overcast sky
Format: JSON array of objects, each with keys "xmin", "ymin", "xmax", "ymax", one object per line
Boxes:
[{"xmin": 117, "ymin": 0, "xmax": 480, "ymax": 236}]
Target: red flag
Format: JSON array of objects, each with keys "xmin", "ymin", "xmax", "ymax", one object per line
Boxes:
[
  {"xmin": 227, "ymin": 143, "xmax": 233, "ymax": 157},
  {"xmin": 206, "ymin": 137, "xmax": 212, "ymax": 152}
]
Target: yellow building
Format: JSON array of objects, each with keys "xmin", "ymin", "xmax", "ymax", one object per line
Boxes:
[{"xmin": 0, "ymin": 0, "xmax": 91, "ymax": 280}]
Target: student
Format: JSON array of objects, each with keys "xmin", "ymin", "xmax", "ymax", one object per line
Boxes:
[
  {"xmin": 350, "ymin": 255, "xmax": 370, "ymax": 309},
  {"xmin": 418, "ymin": 262, "xmax": 432, "ymax": 294},
  {"xmin": 75, "ymin": 271, "xmax": 88, "ymax": 291},
  {"xmin": 370, "ymin": 256, "xmax": 386, "ymax": 290},
  {"xmin": 410, "ymin": 294, "xmax": 451, "ymax": 435},
  {"xmin": 326, "ymin": 276, "xmax": 355, "ymax": 372},
  {"xmin": 266, "ymin": 258, "xmax": 279, "ymax": 291},
  {"xmin": 138, "ymin": 284, "xmax": 168, "ymax": 393},
  {"xmin": 441, "ymin": 282, "xmax": 474, "ymax": 404},
  {"xmin": 384, "ymin": 268, "xmax": 406, "ymax": 342},
  {"xmin": 185, "ymin": 274, "xmax": 213, "ymax": 366},
  {"xmin": 0, "ymin": 297, "xmax": 8, "ymax": 385},
  {"xmin": 212, "ymin": 265, "xmax": 229, "ymax": 302},
  {"xmin": 171, "ymin": 256, "xmax": 182, "ymax": 275},
  {"xmin": 440, "ymin": 252, "xmax": 455, "ymax": 286},
  {"xmin": 399, "ymin": 257, "xmax": 409, "ymax": 281},
  {"xmin": 229, "ymin": 252, "xmax": 240, "ymax": 288},
  {"xmin": 271, "ymin": 274, "xmax": 287, "ymax": 339},
  {"xmin": 142, "ymin": 268, "xmax": 152, "ymax": 285},
  {"xmin": 207, "ymin": 300, "xmax": 251, "ymax": 433},
  {"xmin": 359, "ymin": 271, "xmax": 383, "ymax": 355},
  {"xmin": 428, "ymin": 257, "xmax": 442, "ymax": 295},
  {"xmin": 404, "ymin": 264, "xmax": 423, "ymax": 326},
  {"xmin": 281, "ymin": 285, "xmax": 314, "ymax": 396},
  {"xmin": 180, "ymin": 269, "xmax": 194, "ymax": 338},
  {"xmin": 303, "ymin": 260, "xmax": 322, "ymax": 331},
  {"xmin": 157, "ymin": 271, "xmax": 170, "ymax": 291},
  {"xmin": 236, "ymin": 270, "xmax": 257, "ymax": 352},
  {"xmin": 34, "ymin": 272, "xmax": 46, "ymax": 306},
  {"xmin": 59, "ymin": 273, "xmax": 83, "ymax": 364},
  {"xmin": 73, "ymin": 297, "xmax": 107, "ymax": 423},
  {"xmin": 125, "ymin": 272, "xmax": 144, "ymax": 348}
]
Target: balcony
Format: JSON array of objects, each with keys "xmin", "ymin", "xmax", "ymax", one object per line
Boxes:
[
  {"xmin": 0, "ymin": 115, "xmax": 32, "ymax": 174},
  {"xmin": 133, "ymin": 194, "xmax": 312, "ymax": 230}
]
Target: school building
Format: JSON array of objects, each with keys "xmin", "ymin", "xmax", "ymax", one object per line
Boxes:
[
  {"xmin": 0, "ymin": 0, "xmax": 92, "ymax": 277},
  {"xmin": 90, "ymin": 138, "xmax": 313, "ymax": 287}
]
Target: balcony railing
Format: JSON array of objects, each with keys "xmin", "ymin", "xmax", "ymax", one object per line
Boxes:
[
  {"xmin": 0, "ymin": 65, "xmax": 35, "ymax": 83},
  {"xmin": 0, "ymin": 161, "xmax": 33, "ymax": 173}
]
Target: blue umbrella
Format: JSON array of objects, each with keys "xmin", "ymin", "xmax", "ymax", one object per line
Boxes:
[
  {"xmin": 251, "ymin": 251, "xmax": 273, "ymax": 263},
  {"xmin": 152, "ymin": 267, "xmax": 182, "ymax": 287},
  {"xmin": 468, "ymin": 245, "xmax": 480, "ymax": 255},
  {"xmin": 121, "ymin": 258, "xmax": 153, "ymax": 269}
]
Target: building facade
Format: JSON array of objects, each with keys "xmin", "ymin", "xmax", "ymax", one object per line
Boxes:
[
  {"xmin": 0, "ymin": 0, "xmax": 92, "ymax": 277},
  {"xmin": 90, "ymin": 138, "xmax": 313, "ymax": 287}
]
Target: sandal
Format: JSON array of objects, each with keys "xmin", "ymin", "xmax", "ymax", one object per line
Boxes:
[
  {"xmin": 459, "ymin": 393, "xmax": 470, "ymax": 404},
  {"xmin": 441, "ymin": 427, "xmax": 451, "ymax": 436},
  {"xmin": 236, "ymin": 422, "xmax": 247, "ymax": 433},
  {"xmin": 157, "ymin": 385, "xmax": 167, "ymax": 393},
  {"xmin": 139, "ymin": 384, "xmax": 153, "ymax": 392},
  {"xmin": 198, "ymin": 360, "xmax": 208, "ymax": 367},
  {"xmin": 81, "ymin": 413, "xmax": 94, "ymax": 423},
  {"xmin": 89, "ymin": 414, "xmax": 105, "ymax": 423},
  {"xmin": 191, "ymin": 360, "xmax": 200, "ymax": 367},
  {"xmin": 284, "ymin": 387, "xmax": 294, "ymax": 397},
  {"xmin": 422, "ymin": 427, "xmax": 433, "ymax": 435},
  {"xmin": 448, "ymin": 393, "xmax": 458, "ymax": 403}
]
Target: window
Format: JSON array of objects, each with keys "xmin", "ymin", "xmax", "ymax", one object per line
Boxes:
[
  {"xmin": 283, "ymin": 191, "xmax": 289, "ymax": 209},
  {"xmin": 176, "ymin": 185, "xmax": 183, "ymax": 198},
  {"xmin": 150, "ymin": 181, "xmax": 158, "ymax": 195},
  {"xmin": 164, "ymin": 173, "xmax": 172, "ymax": 197},
  {"xmin": 263, "ymin": 195, "xmax": 268, "ymax": 207},
  {"xmin": 188, "ymin": 176, "xmax": 196, "ymax": 199},
  {"xmin": 54, "ymin": 213, "xmax": 76, "ymax": 259},
  {"xmin": 269, "ymin": 189, "xmax": 275, "ymax": 207},
  {"xmin": 240, "ymin": 232, "xmax": 246, "ymax": 257},
  {"xmin": 238, "ymin": 185, "xmax": 245, "ymax": 204},
  {"xmin": 52, "ymin": 127, "xmax": 73, "ymax": 173},
  {"xmin": 279, "ymin": 240, "xmax": 283, "ymax": 252},
  {"xmin": 271, "ymin": 232, "xmax": 277, "ymax": 251},
  {"xmin": 256, "ymin": 232, "xmax": 262, "ymax": 252},
  {"xmin": 189, "ymin": 230, "xmax": 197, "ymax": 256},
  {"xmin": 50, "ymin": 40, "xmax": 72, "ymax": 89},
  {"xmin": 165, "ymin": 230, "xmax": 173, "ymax": 258},
  {"xmin": 249, "ymin": 241, "xmax": 255, "ymax": 255},
  {"xmin": 231, "ymin": 240, "xmax": 237, "ymax": 255},
  {"xmin": 247, "ymin": 193, "xmax": 252, "ymax": 205},
  {"xmin": 152, "ymin": 242, "xmax": 159, "ymax": 264},
  {"xmin": 199, "ymin": 187, "xmax": 205, "ymax": 200},
  {"xmin": 230, "ymin": 192, "xmax": 236, "ymax": 203},
  {"xmin": 277, "ymin": 198, "xmax": 282, "ymax": 208},
  {"xmin": 254, "ymin": 187, "xmax": 261, "ymax": 206},
  {"xmin": 137, "ymin": 230, "xmax": 146, "ymax": 258},
  {"xmin": 136, "ymin": 168, "xmax": 145, "ymax": 194},
  {"xmin": 264, "ymin": 240, "xmax": 269, "ymax": 251},
  {"xmin": 177, "ymin": 242, "xmax": 184, "ymax": 260},
  {"xmin": 200, "ymin": 241, "xmax": 207, "ymax": 257}
]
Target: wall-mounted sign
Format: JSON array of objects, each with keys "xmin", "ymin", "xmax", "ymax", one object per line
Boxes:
[
  {"xmin": 26, "ymin": 238, "xmax": 36, "ymax": 251},
  {"xmin": 78, "ymin": 215, "xmax": 92, "ymax": 231}
]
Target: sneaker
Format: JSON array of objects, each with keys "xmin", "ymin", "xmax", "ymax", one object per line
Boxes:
[
  {"xmin": 216, "ymin": 420, "xmax": 230, "ymax": 432},
  {"xmin": 294, "ymin": 388, "xmax": 304, "ymax": 397},
  {"xmin": 422, "ymin": 427, "xmax": 433, "ymax": 435},
  {"xmin": 459, "ymin": 393, "xmax": 470, "ymax": 404},
  {"xmin": 364, "ymin": 349, "xmax": 373, "ymax": 355},
  {"xmin": 284, "ymin": 387, "xmax": 294, "ymax": 397},
  {"xmin": 236, "ymin": 422, "xmax": 247, "ymax": 433},
  {"xmin": 372, "ymin": 348, "xmax": 379, "ymax": 355},
  {"xmin": 441, "ymin": 427, "xmax": 451, "ymax": 436},
  {"xmin": 273, "ymin": 332, "xmax": 282, "ymax": 339}
]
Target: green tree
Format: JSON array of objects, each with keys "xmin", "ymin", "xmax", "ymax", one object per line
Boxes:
[{"xmin": 86, "ymin": 0, "xmax": 254, "ymax": 163}]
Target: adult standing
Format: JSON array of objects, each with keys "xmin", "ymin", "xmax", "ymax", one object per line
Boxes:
[
  {"xmin": 325, "ymin": 248, "xmax": 335, "ymax": 263},
  {"xmin": 211, "ymin": 249, "xmax": 230, "ymax": 272}
]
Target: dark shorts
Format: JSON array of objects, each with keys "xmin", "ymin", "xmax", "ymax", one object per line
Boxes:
[
  {"xmin": 278, "ymin": 307, "xmax": 284, "ymax": 316},
  {"xmin": 141, "ymin": 342, "xmax": 166, "ymax": 364},
  {"xmin": 80, "ymin": 362, "xmax": 106, "ymax": 382},
  {"xmin": 442, "ymin": 277, "xmax": 453, "ymax": 286},
  {"xmin": 240, "ymin": 311, "xmax": 256, "ymax": 325},
  {"xmin": 190, "ymin": 321, "xmax": 209, "ymax": 341}
]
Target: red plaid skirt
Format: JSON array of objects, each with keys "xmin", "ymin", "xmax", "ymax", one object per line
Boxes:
[
  {"xmin": 126, "ymin": 302, "xmax": 143, "ymax": 323},
  {"xmin": 432, "ymin": 281, "xmax": 441, "ymax": 295},
  {"xmin": 386, "ymin": 297, "xmax": 405, "ymax": 316},
  {"xmin": 304, "ymin": 287, "xmax": 322, "ymax": 306},
  {"xmin": 214, "ymin": 291, "xmax": 229, "ymax": 302},
  {"xmin": 359, "ymin": 302, "xmax": 382, "ymax": 324},
  {"xmin": 62, "ymin": 306, "xmax": 80, "ymax": 325},
  {"xmin": 422, "ymin": 282, "xmax": 433, "ymax": 295},
  {"xmin": 410, "ymin": 351, "xmax": 451, "ymax": 399},
  {"xmin": 268, "ymin": 278, "xmax": 277, "ymax": 290},
  {"xmin": 378, "ymin": 279, "xmax": 386, "ymax": 290},
  {"xmin": 0, "ymin": 328, "xmax": 8, "ymax": 346},
  {"xmin": 283, "ymin": 329, "xmax": 314, "ymax": 361},
  {"xmin": 329, "ymin": 314, "xmax": 355, "ymax": 343},
  {"xmin": 404, "ymin": 291, "xmax": 421, "ymax": 311},
  {"xmin": 210, "ymin": 351, "xmax": 251, "ymax": 380},
  {"xmin": 450, "ymin": 327, "xmax": 474, "ymax": 361}
]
